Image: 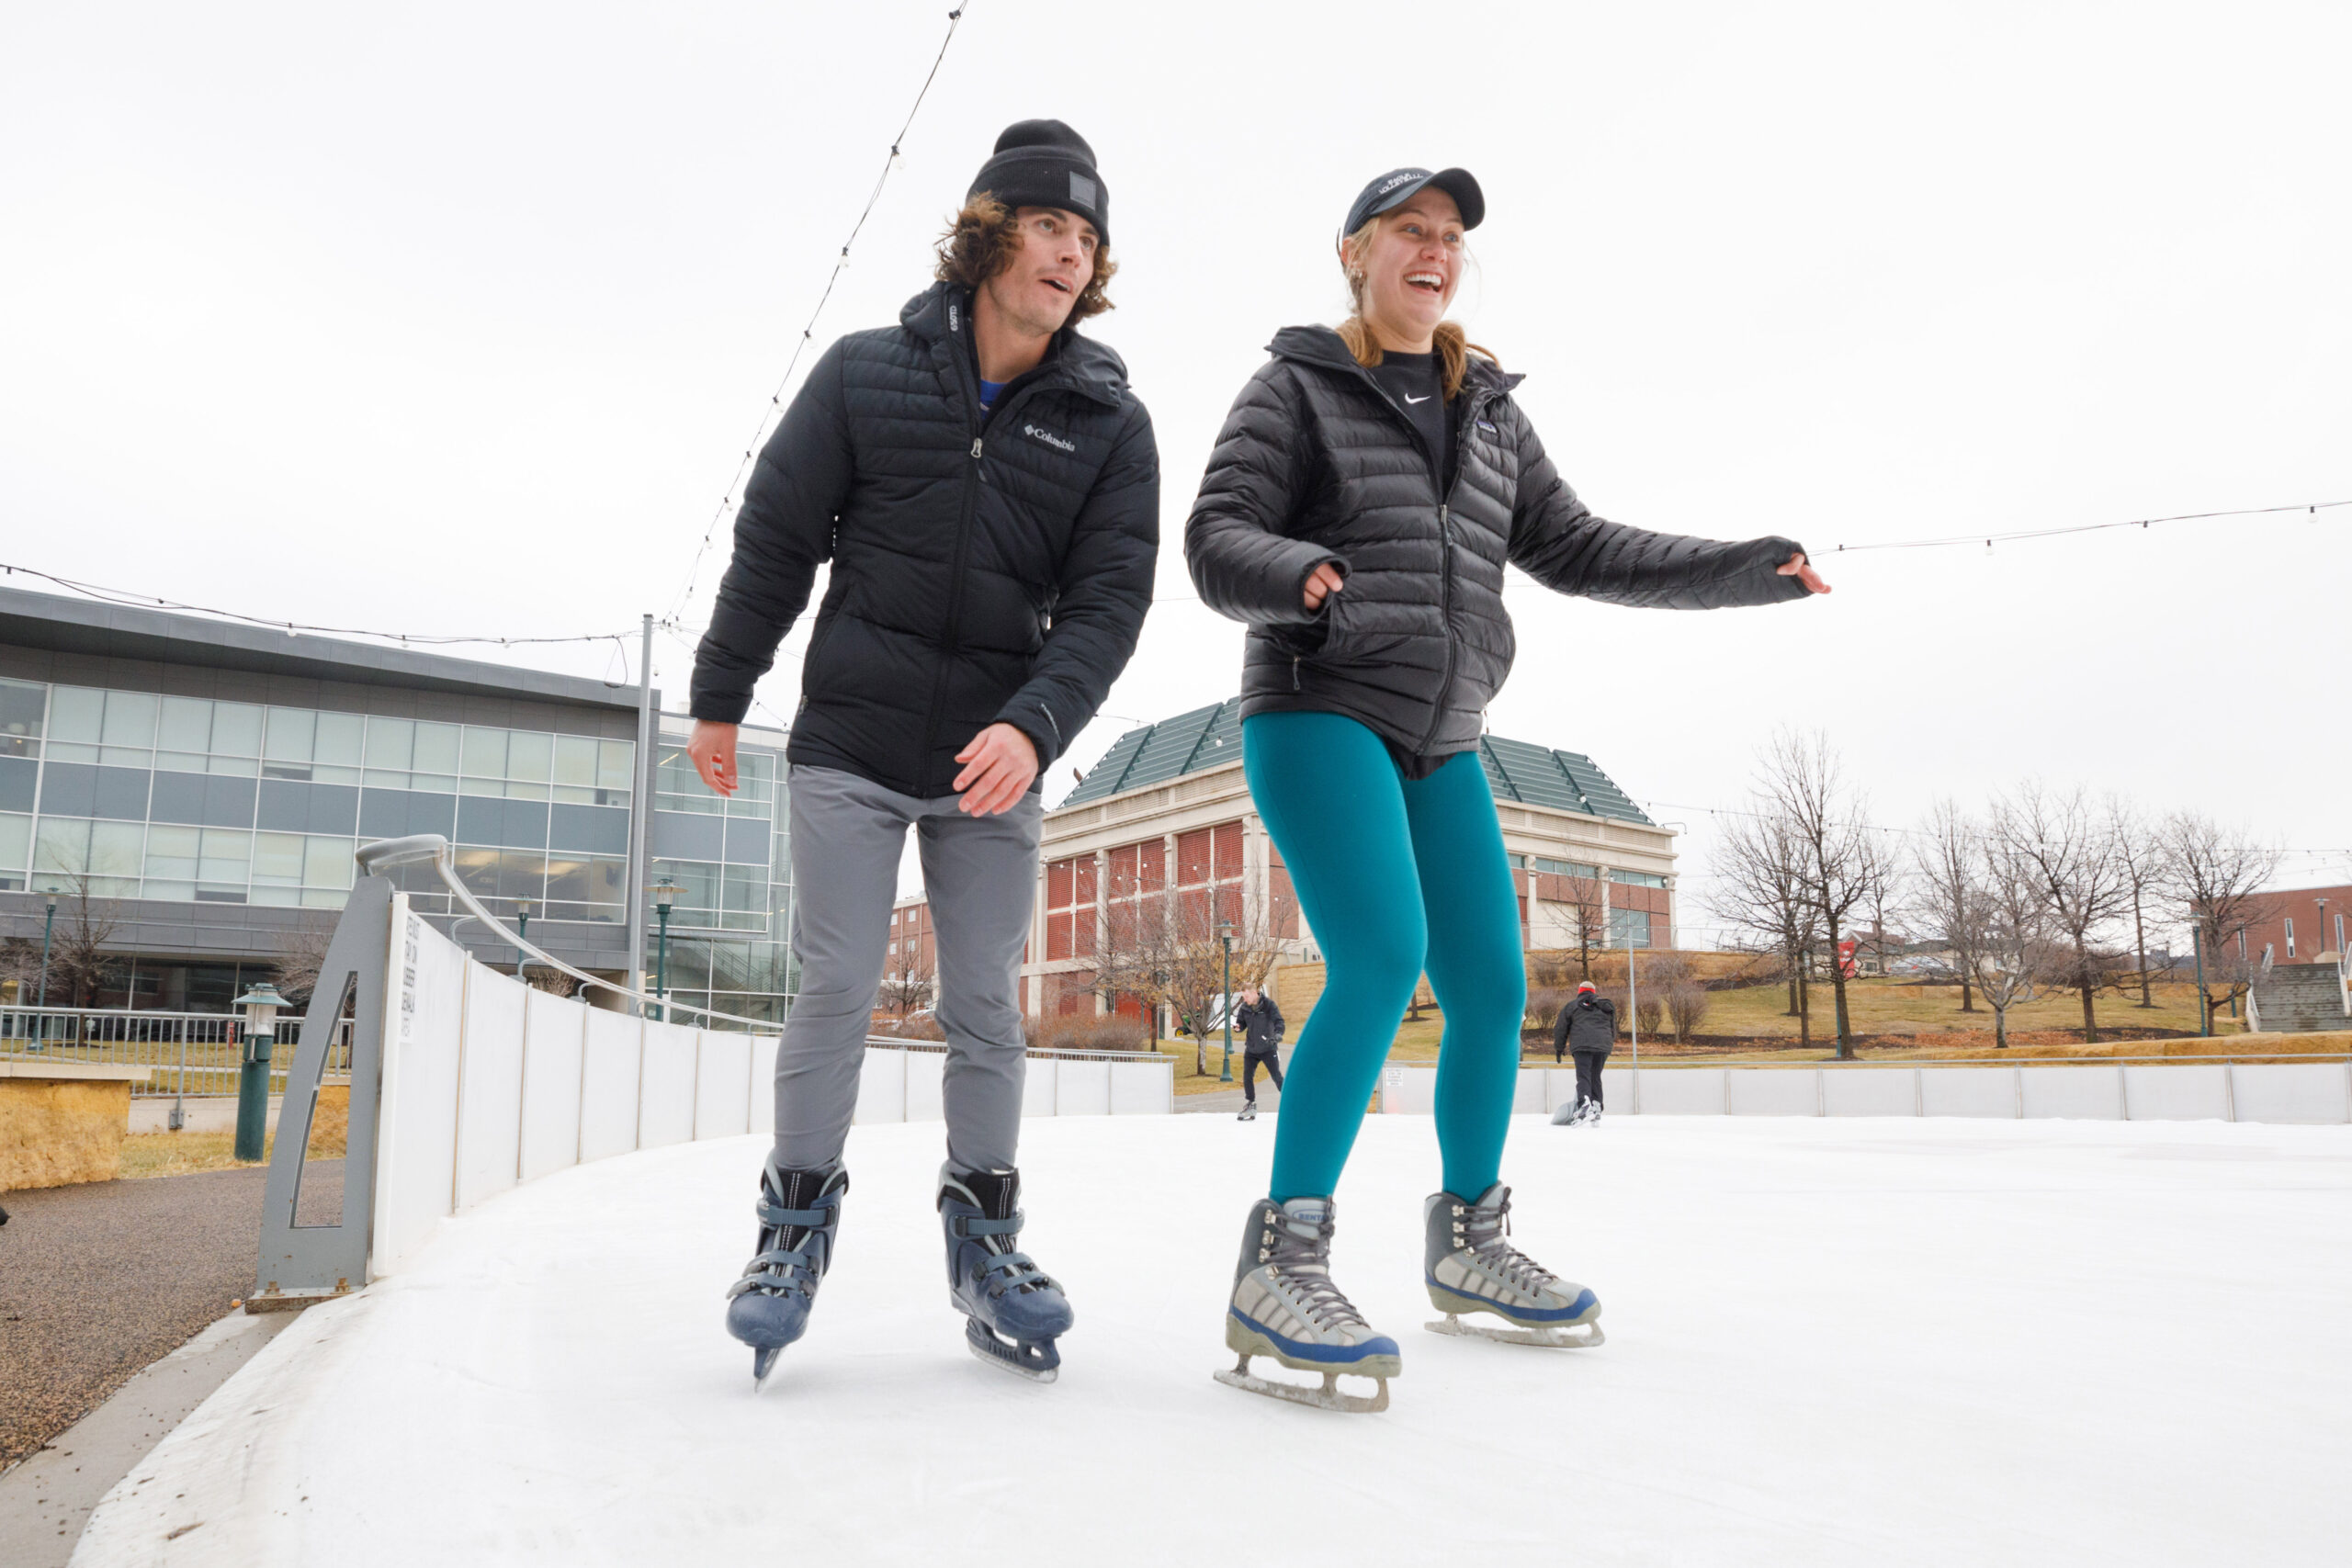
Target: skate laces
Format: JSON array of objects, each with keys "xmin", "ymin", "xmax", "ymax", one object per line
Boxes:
[
  {"xmin": 1263, "ymin": 1208, "xmax": 1372, "ymax": 1334},
  {"xmin": 1455, "ymin": 1190, "xmax": 1558, "ymax": 1299}
]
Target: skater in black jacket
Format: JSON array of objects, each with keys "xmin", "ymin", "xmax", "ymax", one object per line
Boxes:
[
  {"xmin": 1234, "ymin": 985, "xmax": 1285, "ymax": 1119},
  {"xmin": 1553, "ymin": 982, "xmax": 1617, "ymax": 1124},
  {"xmin": 693, "ymin": 120, "xmax": 1158, "ymax": 1387}
]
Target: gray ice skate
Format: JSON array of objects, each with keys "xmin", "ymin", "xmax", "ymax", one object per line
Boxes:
[
  {"xmin": 723, "ymin": 1156, "xmax": 848, "ymax": 1389},
  {"xmin": 1215, "ymin": 1196, "xmax": 1400, "ymax": 1413},
  {"xmin": 1424, "ymin": 1183, "xmax": 1603, "ymax": 1348}
]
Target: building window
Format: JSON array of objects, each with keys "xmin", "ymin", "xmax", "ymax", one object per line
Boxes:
[
  {"xmin": 2284, "ymin": 918, "xmax": 2295, "ymax": 959},
  {"xmin": 1044, "ymin": 853, "xmax": 1097, "ymax": 961},
  {"xmin": 1609, "ymin": 868, "xmax": 1668, "ymax": 888},
  {"xmin": 1608, "ymin": 908, "xmax": 1653, "ymax": 949}
]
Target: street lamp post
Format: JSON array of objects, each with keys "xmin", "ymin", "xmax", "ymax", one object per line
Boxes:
[
  {"xmin": 33, "ymin": 888, "xmax": 59, "ymax": 1049},
  {"xmin": 232, "ymin": 981, "xmax": 287, "ymax": 1163},
  {"xmin": 650, "ymin": 878, "xmax": 679, "ymax": 1022},
  {"xmin": 1217, "ymin": 918, "xmax": 1235, "ymax": 1084}
]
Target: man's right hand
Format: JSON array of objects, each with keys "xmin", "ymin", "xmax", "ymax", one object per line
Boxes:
[{"xmin": 688, "ymin": 719, "xmax": 740, "ymax": 797}]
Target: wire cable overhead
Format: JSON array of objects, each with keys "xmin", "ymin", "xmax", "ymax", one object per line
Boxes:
[{"xmin": 664, "ymin": 5, "xmax": 972, "ymax": 628}]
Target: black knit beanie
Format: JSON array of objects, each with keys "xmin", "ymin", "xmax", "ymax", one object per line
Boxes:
[{"xmin": 967, "ymin": 119, "xmax": 1109, "ymax": 245}]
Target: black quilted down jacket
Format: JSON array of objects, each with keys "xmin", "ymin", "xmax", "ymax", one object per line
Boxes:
[
  {"xmin": 692, "ymin": 282, "xmax": 1159, "ymax": 797},
  {"xmin": 1184, "ymin": 326, "xmax": 1810, "ymax": 759}
]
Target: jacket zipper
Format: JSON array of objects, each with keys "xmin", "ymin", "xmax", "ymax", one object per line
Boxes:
[
  {"xmin": 918, "ymin": 325, "xmax": 990, "ymax": 795},
  {"xmin": 1346, "ymin": 364, "xmax": 1486, "ymax": 754},
  {"xmin": 918, "ymin": 304, "xmax": 1080, "ymax": 792}
]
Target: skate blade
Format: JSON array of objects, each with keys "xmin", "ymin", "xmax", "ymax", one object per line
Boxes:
[
  {"xmin": 965, "ymin": 1316, "xmax": 1060, "ymax": 1382},
  {"xmin": 1424, "ymin": 1314, "xmax": 1604, "ymax": 1348},
  {"xmin": 1214, "ymin": 1357, "xmax": 1388, "ymax": 1414},
  {"xmin": 752, "ymin": 1346, "xmax": 783, "ymax": 1391}
]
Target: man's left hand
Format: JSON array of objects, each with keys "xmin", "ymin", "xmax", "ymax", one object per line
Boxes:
[
  {"xmin": 1779, "ymin": 550, "xmax": 1832, "ymax": 594},
  {"xmin": 953, "ymin": 723, "xmax": 1039, "ymax": 816}
]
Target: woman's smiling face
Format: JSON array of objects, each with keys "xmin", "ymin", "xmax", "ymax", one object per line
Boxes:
[{"xmin": 1345, "ymin": 191, "xmax": 1465, "ymax": 352}]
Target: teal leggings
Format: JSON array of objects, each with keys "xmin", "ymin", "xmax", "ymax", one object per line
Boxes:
[{"xmin": 1245, "ymin": 711, "xmax": 1527, "ymax": 1202}]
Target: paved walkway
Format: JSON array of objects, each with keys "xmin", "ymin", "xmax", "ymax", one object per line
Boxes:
[{"xmin": 0, "ymin": 1162, "xmax": 332, "ymax": 1471}]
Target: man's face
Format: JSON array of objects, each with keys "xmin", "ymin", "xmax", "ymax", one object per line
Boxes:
[
  {"xmin": 982, "ymin": 206, "xmax": 1098, "ymax": 336},
  {"xmin": 1240, "ymin": 987, "xmax": 1259, "ymax": 1004}
]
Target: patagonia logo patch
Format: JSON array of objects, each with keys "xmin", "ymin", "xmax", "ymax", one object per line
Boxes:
[
  {"xmin": 1068, "ymin": 173, "xmax": 1097, "ymax": 209},
  {"xmin": 1023, "ymin": 422, "xmax": 1076, "ymax": 453},
  {"xmin": 1477, "ymin": 419, "xmax": 1498, "ymax": 433}
]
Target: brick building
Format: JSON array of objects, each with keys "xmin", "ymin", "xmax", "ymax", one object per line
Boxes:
[
  {"xmin": 2241, "ymin": 883, "xmax": 2351, "ymax": 964},
  {"xmin": 1016, "ymin": 698, "xmax": 1678, "ymax": 1023}
]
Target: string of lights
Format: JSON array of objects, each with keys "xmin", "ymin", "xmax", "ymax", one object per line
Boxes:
[
  {"xmin": 663, "ymin": 5, "xmax": 973, "ymax": 629},
  {"xmin": 1829, "ymin": 497, "xmax": 2348, "ymax": 554},
  {"xmin": 1, "ymin": 560, "xmax": 639, "ymax": 658}
]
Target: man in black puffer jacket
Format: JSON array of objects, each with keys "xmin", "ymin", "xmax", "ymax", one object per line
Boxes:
[{"xmin": 696, "ymin": 121, "xmax": 1157, "ymax": 1384}]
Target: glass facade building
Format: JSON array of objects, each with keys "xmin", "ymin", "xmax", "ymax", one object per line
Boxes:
[{"xmin": 0, "ymin": 588, "xmax": 797, "ymax": 1028}]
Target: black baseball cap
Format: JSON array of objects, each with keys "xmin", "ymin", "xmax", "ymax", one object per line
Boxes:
[{"xmin": 1339, "ymin": 166, "xmax": 1485, "ymax": 242}]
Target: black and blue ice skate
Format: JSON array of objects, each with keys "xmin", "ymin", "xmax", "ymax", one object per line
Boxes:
[
  {"xmin": 938, "ymin": 1166, "xmax": 1073, "ymax": 1383},
  {"xmin": 723, "ymin": 1156, "xmax": 847, "ymax": 1389}
]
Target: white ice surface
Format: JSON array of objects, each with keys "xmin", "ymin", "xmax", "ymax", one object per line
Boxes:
[{"xmin": 77, "ymin": 1115, "xmax": 2352, "ymax": 1566}]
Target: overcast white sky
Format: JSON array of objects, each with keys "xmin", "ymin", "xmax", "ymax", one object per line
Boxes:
[{"xmin": 5, "ymin": 2, "xmax": 2346, "ymax": 927}]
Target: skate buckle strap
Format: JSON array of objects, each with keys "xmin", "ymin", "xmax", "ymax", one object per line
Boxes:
[
  {"xmin": 729, "ymin": 1244, "xmax": 822, "ymax": 1302},
  {"xmin": 946, "ymin": 1210, "xmax": 1024, "ymax": 1240},
  {"xmin": 978, "ymin": 1247, "xmax": 1057, "ymax": 1297},
  {"xmin": 756, "ymin": 1200, "xmax": 838, "ymax": 1228}
]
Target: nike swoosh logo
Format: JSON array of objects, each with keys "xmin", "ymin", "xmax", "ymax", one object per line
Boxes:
[{"xmin": 1403, "ymin": 393, "xmax": 1430, "ymax": 404}]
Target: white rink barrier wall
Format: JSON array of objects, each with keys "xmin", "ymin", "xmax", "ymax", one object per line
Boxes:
[
  {"xmin": 1374, "ymin": 1060, "xmax": 2352, "ymax": 1124},
  {"xmin": 370, "ymin": 898, "xmax": 1171, "ymax": 1276}
]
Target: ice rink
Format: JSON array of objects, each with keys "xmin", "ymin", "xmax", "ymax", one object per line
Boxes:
[{"xmin": 77, "ymin": 1113, "xmax": 2351, "ymax": 1566}]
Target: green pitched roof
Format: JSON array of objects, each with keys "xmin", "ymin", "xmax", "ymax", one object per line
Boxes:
[{"xmin": 1060, "ymin": 699, "xmax": 1652, "ymax": 825}]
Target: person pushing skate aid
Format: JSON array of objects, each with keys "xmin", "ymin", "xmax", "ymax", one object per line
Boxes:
[
  {"xmin": 1186, "ymin": 164, "xmax": 1828, "ymax": 1409},
  {"xmin": 695, "ymin": 119, "xmax": 1157, "ymax": 1388}
]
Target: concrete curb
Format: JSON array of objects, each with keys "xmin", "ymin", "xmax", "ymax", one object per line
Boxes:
[{"xmin": 0, "ymin": 1312, "xmax": 292, "ymax": 1568}]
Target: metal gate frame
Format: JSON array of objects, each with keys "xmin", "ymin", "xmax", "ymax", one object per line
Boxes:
[{"xmin": 250, "ymin": 874, "xmax": 394, "ymax": 1309}]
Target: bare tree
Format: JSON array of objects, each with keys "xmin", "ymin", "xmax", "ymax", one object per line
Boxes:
[
  {"xmin": 42, "ymin": 876, "xmax": 121, "ymax": 1010},
  {"xmin": 1709, "ymin": 803, "xmax": 1820, "ymax": 1047},
  {"xmin": 1993, "ymin": 783, "xmax": 2129, "ymax": 1043},
  {"xmin": 2158, "ymin": 811, "xmax": 2281, "ymax": 1032},
  {"xmin": 2107, "ymin": 796, "xmax": 2167, "ymax": 1010},
  {"xmin": 1858, "ymin": 840, "xmax": 1906, "ymax": 977},
  {"xmin": 1757, "ymin": 731, "xmax": 1877, "ymax": 1059},
  {"xmin": 1911, "ymin": 798, "xmax": 1984, "ymax": 1012},
  {"xmin": 526, "ymin": 969, "xmax": 582, "ymax": 998},
  {"xmin": 876, "ymin": 946, "xmax": 935, "ymax": 1018},
  {"xmin": 270, "ymin": 915, "xmax": 339, "ymax": 1009},
  {"xmin": 1545, "ymin": 873, "xmax": 1609, "ymax": 979},
  {"xmin": 1110, "ymin": 882, "xmax": 1283, "ymax": 1075},
  {"xmin": 1968, "ymin": 828, "xmax": 2063, "ymax": 1049}
]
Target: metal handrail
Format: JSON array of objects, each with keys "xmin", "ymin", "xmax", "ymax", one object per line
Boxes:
[{"xmin": 359, "ymin": 834, "xmax": 789, "ymax": 1032}]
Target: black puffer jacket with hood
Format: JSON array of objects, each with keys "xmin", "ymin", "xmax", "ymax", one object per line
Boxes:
[
  {"xmin": 1184, "ymin": 326, "xmax": 1809, "ymax": 761},
  {"xmin": 692, "ymin": 282, "xmax": 1159, "ymax": 797}
]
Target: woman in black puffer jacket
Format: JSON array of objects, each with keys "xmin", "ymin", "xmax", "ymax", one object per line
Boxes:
[{"xmin": 1189, "ymin": 165, "xmax": 1828, "ymax": 1400}]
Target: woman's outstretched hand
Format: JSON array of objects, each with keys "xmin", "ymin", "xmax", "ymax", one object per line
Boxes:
[
  {"xmin": 1304, "ymin": 562, "xmax": 1346, "ymax": 611},
  {"xmin": 1779, "ymin": 551, "xmax": 1832, "ymax": 594}
]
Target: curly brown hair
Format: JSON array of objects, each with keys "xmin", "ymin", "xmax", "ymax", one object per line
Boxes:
[{"xmin": 934, "ymin": 194, "xmax": 1117, "ymax": 322}]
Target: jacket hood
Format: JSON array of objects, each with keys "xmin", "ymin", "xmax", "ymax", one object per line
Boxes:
[
  {"xmin": 1266, "ymin": 323, "xmax": 1523, "ymax": 397},
  {"xmin": 901, "ymin": 281, "xmax": 1131, "ymax": 409}
]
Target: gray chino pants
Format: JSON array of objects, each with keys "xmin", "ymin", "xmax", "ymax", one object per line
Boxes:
[{"xmin": 771, "ymin": 765, "xmax": 1041, "ymax": 1174}]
